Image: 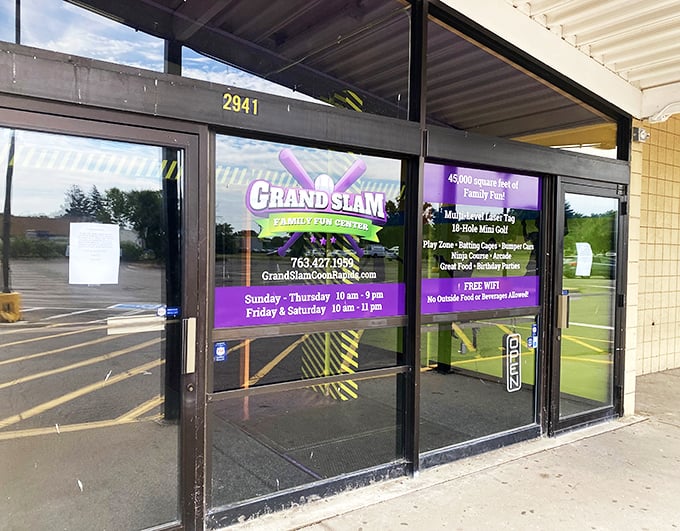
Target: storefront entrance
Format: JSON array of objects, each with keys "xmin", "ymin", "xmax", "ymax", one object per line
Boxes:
[
  {"xmin": 0, "ymin": 107, "xmax": 203, "ymax": 530},
  {"xmin": 0, "ymin": 52, "xmax": 630, "ymax": 527}
]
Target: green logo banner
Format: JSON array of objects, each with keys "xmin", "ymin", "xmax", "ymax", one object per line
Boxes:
[{"xmin": 256, "ymin": 212, "xmax": 382, "ymax": 242}]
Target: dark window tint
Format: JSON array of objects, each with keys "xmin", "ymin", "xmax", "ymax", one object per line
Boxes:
[
  {"xmin": 426, "ymin": 15, "xmax": 618, "ymax": 153},
  {"xmin": 210, "ymin": 374, "xmax": 403, "ymax": 508}
]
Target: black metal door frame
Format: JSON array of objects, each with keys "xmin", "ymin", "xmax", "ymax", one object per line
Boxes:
[
  {"xmin": 0, "ymin": 97, "xmax": 209, "ymax": 530},
  {"xmin": 547, "ymin": 177, "xmax": 628, "ymax": 435}
]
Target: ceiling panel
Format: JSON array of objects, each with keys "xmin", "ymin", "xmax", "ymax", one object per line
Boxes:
[{"xmin": 509, "ymin": 0, "xmax": 680, "ymax": 92}]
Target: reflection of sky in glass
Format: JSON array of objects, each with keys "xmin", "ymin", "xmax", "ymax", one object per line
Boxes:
[
  {"xmin": 561, "ymin": 146, "xmax": 617, "ymax": 159},
  {"xmin": 19, "ymin": 0, "xmax": 163, "ymax": 70},
  {"xmin": 0, "ymin": 0, "xmax": 334, "ymax": 104},
  {"xmin": 215, "ymin": 135, "xmax": 403, "ymax": 232},
  {"xmin": 566, "ymin": 194, "xmax": 618, "ymax": 217},
  {"xmin": 2, "ymin": 1, "xmax": 330, "ymax": 100},
  {"xmin": 0, "ymin": 129, "xmax": 163, "ymax": 216},
  {"xmin": 0, "ymin": 1, "xmax": 13, "ymax": 43},
  {"xmin": 182, "ymin": 48, "xmax": 326, "ymax": 104}
]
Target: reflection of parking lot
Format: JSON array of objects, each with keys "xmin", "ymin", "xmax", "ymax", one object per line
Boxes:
[
  {"xmin": 0, "ymin": 326, "xmax": 164, "ymax": 435},
  {"xmin": 0, "ymin": 258, "xmax": 167, "ymax": 436},
  {"xmin": 9, "ymin": 258, "xmax": 162, "ymax": 316},
  {"xmin": 0, "ymin": 259, "xmax": 179, "ymax": 529}
]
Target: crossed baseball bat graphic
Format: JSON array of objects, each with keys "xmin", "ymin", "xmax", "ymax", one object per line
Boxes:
[{"xmin": 275, "ymin": 148, "xmax": 368, "ymax": 258}]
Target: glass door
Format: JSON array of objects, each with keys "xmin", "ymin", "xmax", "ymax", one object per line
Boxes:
[
  {"xmin": 551, "ymin": 181, "xmax": 622, "ymax": 431},
  {"xmin": 0, "ymin": 124, "xmax": 196, "ymax": 529}
]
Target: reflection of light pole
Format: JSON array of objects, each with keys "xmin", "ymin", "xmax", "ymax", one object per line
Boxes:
[
  {"xmin": 2, "ymin": 131, "xmax": 15, "ymax": 293},
  {"xmin": 3, "ymin": 0, "xmax": 19, "ymax": 294}
]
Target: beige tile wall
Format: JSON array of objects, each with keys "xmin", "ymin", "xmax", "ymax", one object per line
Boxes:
[{"xmin": 635, "ymin": 115, "xmax": 680, "ymax": 385}]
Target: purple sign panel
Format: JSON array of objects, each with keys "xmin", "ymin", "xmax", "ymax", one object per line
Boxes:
[
  {"xmin": 421, "ymin": 163, "xmax": 541, "ymax": 314},
  {"xmin": 215, "ymin": 282, "xmax": 405, "ymax": 328},
  {"xmin": 423, "ymin": 164, "xmax": 540, "ymax": 210},
  {"xmin": 422, "ymin": 276, "xmax": 539, "ymax": 313}
]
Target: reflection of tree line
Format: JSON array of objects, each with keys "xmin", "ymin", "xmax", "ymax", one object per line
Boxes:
[
  {"xmin": 62, "ymin": 184, "xmax": 165, "ymax": 261},
  {"xmin": 564, "ymin": 202, "xmax": 616, "ymax": 256}
]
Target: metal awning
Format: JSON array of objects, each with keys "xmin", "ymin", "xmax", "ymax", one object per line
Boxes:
[
  {"xmin": 68, "ymin": 0, "xmax": 678, "ymax": 140},
  {"xmin": 67, "ymin": 0, "xmax": 617, "ymax": 141},
  {"xmin": 446, "ymin": 0, "xmax": 680, "ymax": 122}
]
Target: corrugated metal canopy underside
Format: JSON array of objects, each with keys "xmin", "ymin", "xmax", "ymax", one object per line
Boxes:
[
  {"xmin": 509, "ymin": 0, "xmax": 680, "ymax": 92},
  {"xmin": 69, "ymin": 0, "xmax": 678, "ymax": 142},
  {"xmin": 506, "ymin": 0, "xmax": 680, "ymax": 122}
]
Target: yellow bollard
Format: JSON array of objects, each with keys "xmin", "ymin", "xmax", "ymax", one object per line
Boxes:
[{"xmin": 0, "ymin": 292, "xmax": 21, "ymax": 323}]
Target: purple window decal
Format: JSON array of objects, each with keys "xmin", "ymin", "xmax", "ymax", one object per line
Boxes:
[
  {"xmin": 213, "ymin": 139, "xmax": 406, "ymax": 329},
  {"xmin": 422, "ymin": 163, "xmax": 541, "ymax": 314},
  {"xmin": 215, "ymin": 283, "xmax": 405, "ymax": 328}
]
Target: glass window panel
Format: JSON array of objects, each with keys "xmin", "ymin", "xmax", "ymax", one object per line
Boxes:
[
  {"xmin": 74, "ymin": 0, "xmax": 411, "ymax": 118},
  {"xmin": 182, "ymin": 48, "xmax": 324, "ymax": 105},
  {"xmin": 0, "ymin": 128, "xmax": 181, "ymax": 529},
  {"xmin": 213, "ymin": 327, "xmax": 403, "ymax": 392},
  {"xmin": 210, "ymin": 374, "xmax": 403, "ymax": 508},
  {"xmin": 0, "ymin": 1, "xmax": 14, "ymax": 43},
  {"xmin": 559, "ymin": 193, "xmax": 618, "ymax": 417},
  {"xmin": 214, "ymin": 135, "xmax": 405, "ymax": 330},
  {"xmin": 192, "ymin": 0, "xmax": 411, "ymax": 117},
  {"xmin": 20, "ymin": 0, "xmax": 164, "ymax": 71},
  {"xmin": 418, "ymin": 162, "xmax": 540, "ymax": 451},
  {"xmin": 426, "ymin": 15, "xmax": 618, "ymax": 154},
  {"xmin": 419, "ymin": 315, "xmax": 537, "ymax": 452},
  {"xmin": 421, "ymin": 163, "xmax": 541, "ymax": 315}
]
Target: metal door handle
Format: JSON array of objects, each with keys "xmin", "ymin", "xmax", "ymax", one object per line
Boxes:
[
  {"xmin": 557, "ymin": 293, "xmax": 570, "ymax": 329},
  {"xmin": 182, "ymin": 317, "xmax": 196, "ymax": 374}
]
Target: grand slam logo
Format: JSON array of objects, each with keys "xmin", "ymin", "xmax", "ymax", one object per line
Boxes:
[{"xmin": 246, "ymin": 149, "xmax": 386, "ymax": 256}]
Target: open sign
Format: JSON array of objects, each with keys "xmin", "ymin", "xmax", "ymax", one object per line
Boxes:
[{"xmin": 503, "ymin": 333, "xmax": 522, "ymax": 393}]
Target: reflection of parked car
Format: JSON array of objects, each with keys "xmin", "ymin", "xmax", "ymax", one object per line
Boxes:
[
  {"xmin": 386, "ymin": 245, "xmax": 399, "ymax": 259},
  {"xmin": 363, "ymin": 244, "xmax": 386, "ymax": 257},
  {"xmin": 305, "ymin": 248, "xmax": 325, "ymax": 257},
  {"xmin": 563, "ymin": 254, "xmax": 616, "ymax": 278}
]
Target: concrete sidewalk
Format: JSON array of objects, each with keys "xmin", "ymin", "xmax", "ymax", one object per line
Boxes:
[{"xmin": 226, "ymin": 368, "xmax": 680, "ymax": 530}]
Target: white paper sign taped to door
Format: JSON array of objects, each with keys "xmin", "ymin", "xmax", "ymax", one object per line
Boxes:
[
  {"xmin": 68, "ymin": 223, "xmax": 120, "ymax": 284},
  {"xmin": 575, "ymin": 242, "xmax": 593, "ymax": 277}
]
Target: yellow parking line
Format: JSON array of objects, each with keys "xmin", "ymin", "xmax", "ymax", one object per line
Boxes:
[
  {"xmin": 0, "ymin": 338, "xmax": 160, "ymax": 390},
  {"xmin": 451, "ymin": 323, "xmax": 476, "ymax": 352},
  {"xmin": 0, "ymin": 334, "xmax": 119, "ymax": 366},
  {"xmin": 451, "ymin": 350, "xmax": 534, "ymax": 366},
  {"xmin": 116, "ymin": 395, "xmax": 163, "ymax": 422},
  {"xmin": 0, "ymin": 358, "xmax": 162, "ymax": 430},
  {"xmin": 562, "ymin": 333, "xmax": 612, "ymax": 345},
  {"xmin": 229, "ymin": 340, "xmax": 246, "ymax": 353},
  {"xmin": 0, "ymin": 415, "xmax": 157, "ymax": 441},
  {"xmin": 495, "ymin": 324, "xmax": 513, "ymax": 335},
  {"xmin": 0, "ymin": 325, "xmax": 105, "ymax": 345},
  {"xmin": 561, "ymin": 335, "xmax": 604, "ymax": 353},
  {"xmin": 248, "ymin": 334, "xmax": 309, "ymax": 386}
]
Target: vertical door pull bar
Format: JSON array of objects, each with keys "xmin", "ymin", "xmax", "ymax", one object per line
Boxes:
[
  {"xmin": 557, "ymin": 291, "xmax": 570, "ymax": 329},
  {"xmin": 182, "ymin": 317, "xmax": 197, "ymax": 375}
]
